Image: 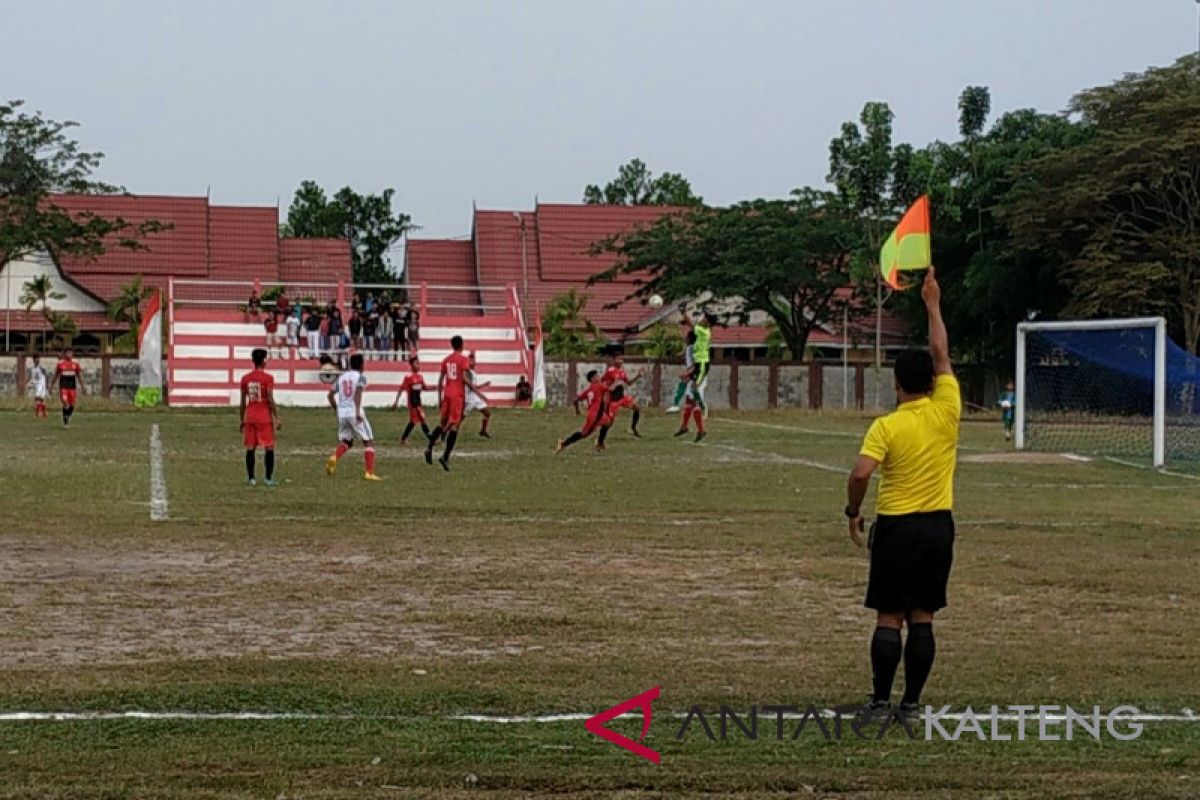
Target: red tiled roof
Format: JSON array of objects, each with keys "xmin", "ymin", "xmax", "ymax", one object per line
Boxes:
[
  {"xmin": 31, "ymin": 195, "xmax": 351, "ymax": 303},
  {"xmin": 1, "ymin": 310, "xmax": 124, "ymax": 333},
  {"xmin": 534, "ymin": 203, "xmax": 675, "ymax": 282}
]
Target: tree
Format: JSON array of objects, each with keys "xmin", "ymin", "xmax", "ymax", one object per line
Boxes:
[
  {"xmin": 281, "ymin": 181, "xmax": 415, "ymax": 284},
  {"xmin": 0, "ymin": 100, "xmax": 166, "ymax": 280},
  {"xmin": 106, "ymin": 275, "xmax": 154, "ymax": 351},
  {"xmin": 640, "ymin": 321, "xmax": 684, "ymax": 359},
  {"xmin": 583, "ymin": 158, "xmax": 703, "ymax": 206},
  {"xmin": 541, "ymin": 289, "xmax": 604, "ymax": 357},
  {"xmin": 1002, "ymin": 54, "xmax": 1200, "ymax": 352},
  {"xmin": 591, "ymin": 190, "xmax": 863, "ymax": 359},
  {"xmin": 19, "ymin": 274, "xmax": 65, "ymax": 351}
]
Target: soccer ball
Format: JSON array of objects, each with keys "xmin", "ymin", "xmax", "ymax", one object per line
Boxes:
[
  {"xmin": 649, "ymin": 294, "xmax": 664, "ymax": 308},
  {"xmin": 318, "ymin": 363, "xmax": 339, "ymax": 385}
]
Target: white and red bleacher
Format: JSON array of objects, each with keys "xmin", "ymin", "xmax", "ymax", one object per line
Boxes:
[{"xmin": 167, "ymin": 279, "xmax": 533, "ymax": 408}]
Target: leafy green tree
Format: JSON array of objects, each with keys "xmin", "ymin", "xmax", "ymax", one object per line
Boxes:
[
  {"xmin": 541, "ymin": 289, "xmax": 604, "ymax": 358},
  {"xmin": 19, "ymin": 274, "xmax": 65, "ymax": 351},
  {"xmin": 0, "ymin": 99, "xmax": 166, "ymax": 281},
  {"xmin": 591, "ymin": 190, "xmax": 863, "ymax": 359},
  {"xmin": 640, "ymin": 321, "xmax": 684, "ymax": 359},
  {"xmin": 281, "ymin": 181, "xmax": 415, "ymax": 284},
  {"xmin": 583, "ymin": 158, "xmax": 703, "ymax": 206},
  {"xmin": 106, "ymin": 275, "xmax": 154, "ymax": 351},
  {"xmin": 1002, "ymin": 54, "xmax": 1200, "ymax": 352}
]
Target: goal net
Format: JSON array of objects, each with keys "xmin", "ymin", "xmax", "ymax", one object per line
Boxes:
[{"xmin": 1016, "ymin": 317, "xmax": 1200, "ymax": 469}]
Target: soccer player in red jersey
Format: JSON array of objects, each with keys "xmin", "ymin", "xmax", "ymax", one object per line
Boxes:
[
  {"xmin": 47, "ymin": 348, "xmax": 86, "ymax": 428},
  {"xmin": 391, "ymin": 356, "xmax": 432, "ymax": 445},
  {"xmin": 600, "ymin": 353, "xmax": 643, "ymax": 436},
  {"xmin": 555, "ymin": 370, "xmax": 608, "ymax": 453},
  {"xmin": 425, "ymin": 335, "xmax": 482, "ymax": 471},
  {"xmin": 595, "ymin": 385, "xmax": 638, "ymax": 451},
  {"xmin": 238, "ymin": 348, "xmax": 281, "ymax": 486}
]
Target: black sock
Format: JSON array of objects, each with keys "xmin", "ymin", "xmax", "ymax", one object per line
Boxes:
[
  {"xmin": 245, "ymin": 449, "xmax": 256, "ymax": 481},
  {"xmin": 630, "ymin": 409, "xmax": 640, "ymax": 433},
  {"xmin": 561, "ymin": 431, "xmax": 584, "ymax": 449},
  {"xmin": 421, "ymin": 423, "xmax": 431, "ymax": 440},
  {"xmin": 597, "ymin": 426, "xmax": 610, "ymax": 446},
  {"xmin": 427, "ymin": 426, "xmax": 443, "ymax": 448},
  {"xmin": 402, "ymin": 421, "xmax": 415, "ymax": 441},
  {"xmin": 62, "ymin": 406, "xmax": 70, "ymax": 424},
  {"xmin": 870, "ymin": 626, "xmax": 903, "ymax": 704},
  {"xmin": 264, "ymin": 449, "xmax": 275, "ymax": 481},
  {"xmin": 901, "ymin": 623, "xmax": 936, "ymax": 705},
  {"xmin": 442, "ymin": 430, "xmax": 458, "ymax": 460}
]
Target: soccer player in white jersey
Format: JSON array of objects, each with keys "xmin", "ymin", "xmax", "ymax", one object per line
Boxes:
[
  {"xmin": 324, "ymin": 353, "xmax": 381, "ymax": 480},
  {"xmin": 464, "ymin": 351, "xmax": 494, "ymax": 439},
  {"xmin": 29, "ymin": 355, "xmax": 49, "ymax": 418}
]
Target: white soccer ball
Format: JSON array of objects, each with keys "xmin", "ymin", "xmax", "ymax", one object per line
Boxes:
[
  {"xmin": 649, "ymin": 294, "xmax": 664, "ymax": 308},
  {"xmin": 318, "ymin": 363, "xmax": 339, "ymax": 385}
]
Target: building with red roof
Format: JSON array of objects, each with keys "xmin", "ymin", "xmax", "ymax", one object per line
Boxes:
[
  {"xmin": 405, "ymin": 203, "xmax": 910, "ymax": 360},
  {"xmin": 0, "ymin": 194, "xmax": 351, "ymax": 352}
]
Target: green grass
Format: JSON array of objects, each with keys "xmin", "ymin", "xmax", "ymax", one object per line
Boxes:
[{"xmin": 0, "ymin": 404, "xmax": 1198, "ymax": 798}]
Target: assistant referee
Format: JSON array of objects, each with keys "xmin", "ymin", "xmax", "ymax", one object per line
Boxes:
[{"xmin": 844, "ymin": 267, "xmax": 960, "ymax": 715}]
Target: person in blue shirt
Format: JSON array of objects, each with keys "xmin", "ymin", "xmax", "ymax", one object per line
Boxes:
[{"xmin": 999, "ymin": 381, "xmax": 1016, "ymax": 442}]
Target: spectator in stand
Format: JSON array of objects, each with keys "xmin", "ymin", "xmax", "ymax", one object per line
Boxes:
[
  {"xmin": 327, "ymin": 306, "xmax": 344, "ymax": 355},
  {"xmin": 263, "ymin": 311, "xmax": 281, "ymax": 358},
  {"xmin": 276, "ymin": 290, "xmax": 291, "ymax": 319},
  {"xmin": 392, "ymin": 304, "xmax": 406, "ymax": 358},
  {"xmin": 406, "ymin": 308, "xmax": 420, "ymax": 355},
  {"xmin": 515, "ymin": 375, "xmax": 532, "ymax": 402},
  {"xmin": 246, "ymin": 289, "xmax": 262, "ymax": 322},
  {"xmin": 284, "ymin": 309, "xmax": 300, "ymax": 358},
  {"xmin": 377, "ymin": 307, "xmax": 393, "ymax": 361},
  {"xmin": 304, "ymin": 306, "xmax": 322, "ymax": 359},
  {"xmin": 364, "ymin": 292, "xmax": 376, "ymax": 314},
  {"xmin": 348, "ymin": 312, "xmax": 363, "ymax": 351},
  {"xmin": 363, "ymin": 311, "xmax": 378, "ymax": 358}
]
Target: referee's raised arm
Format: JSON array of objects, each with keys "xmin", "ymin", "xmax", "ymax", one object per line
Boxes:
[{"xmin": 922, "ymin": 267, "xmax": 952, "ymax": 377}]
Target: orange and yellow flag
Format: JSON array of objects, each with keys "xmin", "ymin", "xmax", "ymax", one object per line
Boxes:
[{"xmin": 879, "ymin": 196, "xmax": 932, "ymax": 290}]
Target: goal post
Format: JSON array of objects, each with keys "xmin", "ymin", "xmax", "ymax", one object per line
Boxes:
[{"xmin": 1016, "ymin": 317, "xmax": 1173, "ymax": 468}]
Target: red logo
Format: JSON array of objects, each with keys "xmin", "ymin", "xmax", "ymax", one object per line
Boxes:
[{"xmin": 584, "ymin": 686, "xmax": 661, "ymax": 764}]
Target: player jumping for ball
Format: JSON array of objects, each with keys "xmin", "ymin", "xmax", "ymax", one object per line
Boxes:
[
  {"xmin": 47, "ymin": 348, "xmax": 85, "ymax": 428},
  {"xmin": 425, "ymin": 335, "xmax": 482, "ymax": 471},
  {"xmin": 464, "ymin": 351, "xmax": 494, "ymax": 439},
  {"xmin": 392, "ymin": 356, "xmax": 432, "ymax": 445},
  {"xmin": 326, "ymin": 353, "xmax": 382, "ymax": 481},
  {"xmin": 555, "ymin": 369, "xmax": 608, "ymax": 453},
  {"xmin": 600, "ymin": 352, "xmax": 642, "ymax": 437},
  {"xmin": 239, "ymin": 347, "xmax": 281, "ymax": 486}
]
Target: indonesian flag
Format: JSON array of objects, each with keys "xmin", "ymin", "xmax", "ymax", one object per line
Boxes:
[
  {"xmin": 532, "ymin": 316, "xmax": 547, "ymax": 409},
  {"xmin": 135, "ymin": 291, "xmax": 163, "ymax": 407}
]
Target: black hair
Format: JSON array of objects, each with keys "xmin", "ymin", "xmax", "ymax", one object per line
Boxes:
[
  {"xmin": 686, "ymin": 331, "xmax": 697, "ymax": 345},
  {"xmin": 585, "ymin": 369, "xmax": 598, "ymax": 382},
  {"xmin": 893, "ymin": 350, "xmax": 935, "ymax": 395},
  {"xmin": 350, "ymin": 353, "xmax": 365, "ymax": 371},
  {"xmin": 610, "ymin": 385, "xmax": 626, "ymax": 401},
  {"xmin": 702, "ymin": 311, "xmax": 717, "ymax": 325},
  {"xmin": 251, "ymin": 348, "xmax": 268, "ymax": 367},
  {"xmin": 451, "ymin": 335, "xmax": 463, "ymax": 351},
  {"xmin": 318, "ymin": 354, "xmax": 333, "ymax": 366}
]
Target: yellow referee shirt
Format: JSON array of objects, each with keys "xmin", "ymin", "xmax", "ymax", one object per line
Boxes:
[{"xmin": 859, "ymin": 374, "xmax": 961, "ymax": 515}]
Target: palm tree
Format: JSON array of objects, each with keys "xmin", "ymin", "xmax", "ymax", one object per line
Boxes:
[
  {"xmin": 19, "ymin": 275, "xmax": 66, "ymax": 353},
  {"xmin": 542, "ymin": 289, "xmax": 604, "ymax": 358},
  {"xmin": 107, "ymin": 275, "xmax": 153, "ymax": 340}
]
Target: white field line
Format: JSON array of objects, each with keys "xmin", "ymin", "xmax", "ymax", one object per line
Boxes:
[
  {"xmin": 718, "ymin": 418, "xmax": 860, "ymax": 438},
  {"xmin": 1105, "ymin": 456, "xmax": 1200, "ymax": 481},
  {"xmin": 149, "ymin": 424, "xmax": 169, "ymax": 522},
  {"xmin": 700, "ymin": 442, "xmax": 848, "ymax": 474},
  {"xmin": 1, "ymin": 708, "xmax": 1197, "ymax": 724}
]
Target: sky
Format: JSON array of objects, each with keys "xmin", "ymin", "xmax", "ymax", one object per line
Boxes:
[{"xmin": 2, "ymin": 0, "xmax": 1197, "ymax": 240}]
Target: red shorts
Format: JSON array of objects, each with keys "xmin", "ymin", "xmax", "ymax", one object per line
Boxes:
[
  {"xmin": 439, "ymin": 394, "xmax": 464, "ymax": 427},
  {"xmin": 581, "ymin": 409, "xmax": 603, "ymax": 436},
  {"xmin": 243, "ymin": 420, "xmax": 276, "ymax": 449},
  {"xmin": 60, "ymin": 389, "xmax": 77, "ymax": 407},
  {"xmin": 408, "ymin": 405, "xmax": 427, "ymax": 425}
]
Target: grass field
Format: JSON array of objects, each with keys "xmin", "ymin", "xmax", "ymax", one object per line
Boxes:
[{"xmin": 1, "ymin": 401, "xmax": 1198, "ymax": 799}]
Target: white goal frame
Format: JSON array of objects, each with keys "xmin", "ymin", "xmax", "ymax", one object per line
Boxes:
[{"xmin": 1015, "ymin": 317, "xmax": 1167, "ymax": 467}]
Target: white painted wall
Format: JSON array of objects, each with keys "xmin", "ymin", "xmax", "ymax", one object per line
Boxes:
[{"xmin": 0, "ymin": 252, "xmax": 106, "ymax": 313}]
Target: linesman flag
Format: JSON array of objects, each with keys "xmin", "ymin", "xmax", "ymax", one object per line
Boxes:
[{"xmin": 879, "ymin": 195, "xmax": 932, "ymax": 290}]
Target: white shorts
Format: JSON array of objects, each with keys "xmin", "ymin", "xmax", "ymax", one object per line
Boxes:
[
  {"xmin": 337, "ymin": 415, "xmax": 374, "ymax": 443},
  {"xmin": 464, "ymin": 392, "xmax": 489, "ymax": 415},
  {"xmin": 33, "ymin": 390, "xmax": 47, "ymax": 400}
]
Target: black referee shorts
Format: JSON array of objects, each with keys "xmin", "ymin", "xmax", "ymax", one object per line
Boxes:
[{"xmin": 865, "ymin": 510, "xmax": 955, "ymax": 613}]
